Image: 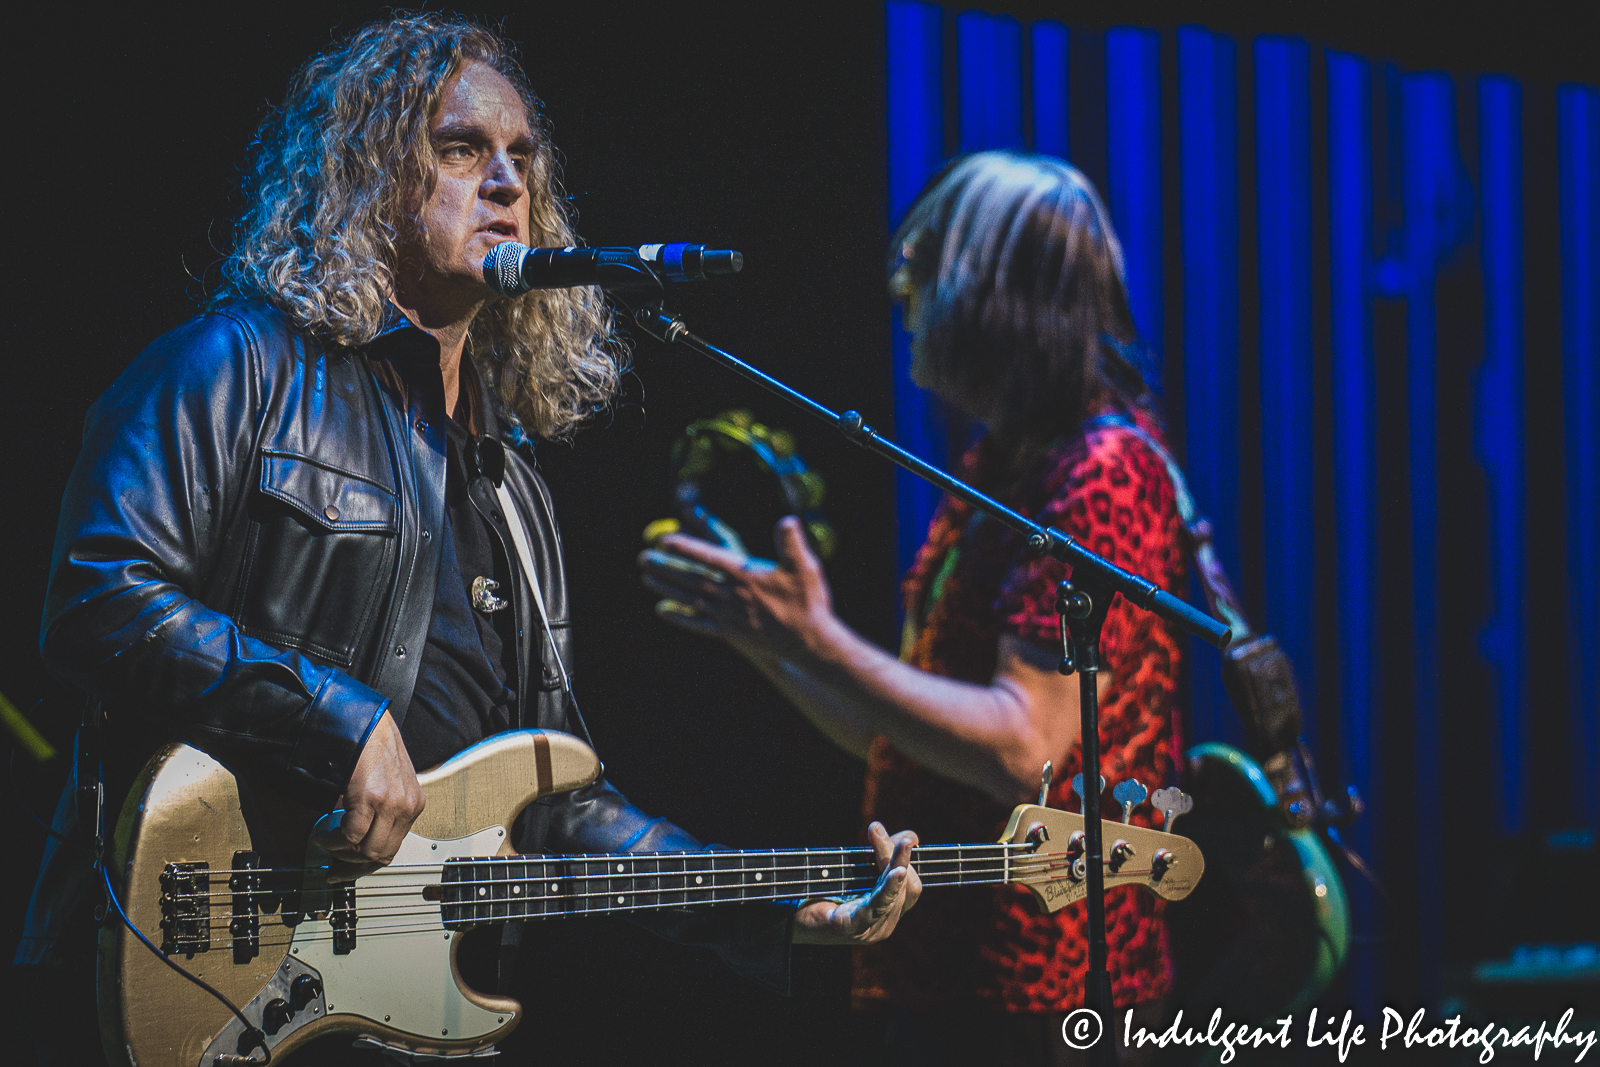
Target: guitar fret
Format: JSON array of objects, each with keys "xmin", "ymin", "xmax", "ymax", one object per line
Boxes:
[
  {"xmin": 606, "ymin": 855, "xmax": 629, "ymax": 910},
  {"xmin": 582, "ymin": 857, "xmax": 605, "ymax": 914},
  {"xmin": 712, "ymin": 851, "xmax": 740, "ymax": 898},
  {"xmin": 686, "ymin": 853, "xmax": 712, "ymax": 904},
  {"xmin": 662, "ymin": 853, "xmax": 686, "ymax": 907},
  {"xmin": 540, "ymin": 859, "xmax": 567, "ymax": 918},
  {"xmin": 441, "ymin": 842, "xmax": 1030, "ymax": 930}
]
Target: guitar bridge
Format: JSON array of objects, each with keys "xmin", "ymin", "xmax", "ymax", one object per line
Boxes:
[{"xmin": 159, "ymin": 862, "xmax": 211, "ymax": 957}]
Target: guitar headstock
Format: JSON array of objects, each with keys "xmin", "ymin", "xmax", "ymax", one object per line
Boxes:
[{"xmin": 998, "ymin": 804, "xmax": 1206, "ymax": 913}]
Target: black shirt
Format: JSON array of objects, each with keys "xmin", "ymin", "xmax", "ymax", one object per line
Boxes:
[{"xmin": 400, "ymin": 369, "xmax": 526, "ymax": 771}]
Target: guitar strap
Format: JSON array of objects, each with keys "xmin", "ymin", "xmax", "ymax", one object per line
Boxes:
[
  {"xmin": 492, "ymin": 475, "xmax": 602, "ymax": 997},
  {"xmin": 493, "ymin": 479, "xmax": 597, "ymax": 752},
  {"xmin": 1092, "ymin": 412, "xmax": 1384, "ymax": 902},
  {"xmin": 1086, "ymin": 413, "xmax": 1313, "ymax": 815}
]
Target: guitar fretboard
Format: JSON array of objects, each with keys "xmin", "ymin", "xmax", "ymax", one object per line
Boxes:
[{"xmin": 437, "ymin": 845, "xmax": 1019, "ymax": 927}]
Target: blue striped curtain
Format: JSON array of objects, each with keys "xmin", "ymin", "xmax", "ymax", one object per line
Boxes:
[{"xmin": 884, "ymin": 0, "xmax": 1600, "ymax": 1002}]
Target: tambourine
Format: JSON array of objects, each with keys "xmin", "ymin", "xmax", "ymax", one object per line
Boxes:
[{"xmin": 643, "ymin": 409, "xmax": 835, "ymax": 561}]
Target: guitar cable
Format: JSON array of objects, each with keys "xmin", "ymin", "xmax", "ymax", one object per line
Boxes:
[
  {"xmin": 8, "ymin": 713, "xmax": 272, "ymax": 1062},
  {"xmin": 100, "ymin": 864, "xmax": 272, "ymax": 1065},
  {"xmin": 74, "ymin": 708, "xmax": 275, "ymax": 1065}
]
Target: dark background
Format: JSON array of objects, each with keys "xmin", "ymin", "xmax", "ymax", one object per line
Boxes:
[{"xmin": 2, "ymin": 3, "xmax": 1593, "ymax": 1063}]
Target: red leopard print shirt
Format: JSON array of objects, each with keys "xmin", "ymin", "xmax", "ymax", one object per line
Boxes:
[{"xmin": 853, "ymin": 419, "xmax": 1186, "ymax": 1011}]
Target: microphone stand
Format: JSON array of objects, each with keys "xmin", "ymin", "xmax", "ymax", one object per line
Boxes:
[{"xmin": 626, "ymin": 296, "xmax": 1230, "ymax": 1056}]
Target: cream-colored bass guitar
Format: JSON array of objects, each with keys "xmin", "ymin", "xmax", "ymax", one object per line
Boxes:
[{"xmin": 102, "ymin": 730, "xmax": 1204, "ymax": 1066}]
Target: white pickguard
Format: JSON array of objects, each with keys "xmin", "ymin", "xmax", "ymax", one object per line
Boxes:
[{"xmin": 289, "ymin": 822, "xmax": 513, "ymax": 1042}]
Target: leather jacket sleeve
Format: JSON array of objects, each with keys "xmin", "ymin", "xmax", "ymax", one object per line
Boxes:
[{"xmin": 40, "ymin": 312, "xmax": 389, "ymax": 808}]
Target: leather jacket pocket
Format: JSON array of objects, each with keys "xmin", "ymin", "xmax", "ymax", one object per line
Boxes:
[{"xmin": 235, "ymin": 451, "xmax": 400, "ymax": 666}]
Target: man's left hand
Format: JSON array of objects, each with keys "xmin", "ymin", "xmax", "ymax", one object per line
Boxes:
[{"xmin": 792, "ymin": 821, "xmax": 922, "ymax": 944}]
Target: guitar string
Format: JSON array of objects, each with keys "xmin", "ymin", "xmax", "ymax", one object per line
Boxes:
[
  {"xmin": 155, "ymin": 860, "xmax": 1070, "ymax": 926},
  {"xmin": 350, "ymin": 863, "xmax": 1134, "ymax": 922},
  {"xmin": 163, "ymin": 864, "xmax": 1020, "ymax": 903},
  {"xmin": 152, "ymin": 856, "xmax": 1153, "ymax": 951},
  {"xmin": 158, "ymin": 873, "xmax": 1138, "ymax": 956},
  {"xmin": 155, "ymin": 840, "xmax": 1058, "ymax": 878},
  {"xmin": 159, "ymin": 851, "xmax": 1170, "ymax": 905},
  {"xmin": 157, "ymin": 847, "xmax": 1042, "ymax": 899},
  {"xmin": 147, "ymin": 863, "xmax": 1131, "ymax": 953}
]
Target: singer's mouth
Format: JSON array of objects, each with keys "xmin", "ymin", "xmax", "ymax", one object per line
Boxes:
[{"xmin": 480, "ymin": 222, "xmax": 518, "ymax": 239}]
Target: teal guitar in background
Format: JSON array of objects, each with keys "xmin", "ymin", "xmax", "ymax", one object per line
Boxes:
[
  {"xmin": 1171, "ymin": 742, "xmax": 1351, "ymax": 1017},
  {"xmin": 1091, "ymin": 412, "xmax": 1363, "ymax": 1018}
]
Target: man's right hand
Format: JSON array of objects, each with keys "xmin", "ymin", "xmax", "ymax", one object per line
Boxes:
[{"xmin": 315, "ymin": 710, "xmax": 426, "ymax": 879}]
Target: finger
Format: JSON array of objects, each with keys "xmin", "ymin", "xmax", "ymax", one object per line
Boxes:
[
  {"xmin": 887, "ymin": 828, "xmax": 920, "ymax": 851},
  {"xmin": 657, "ymin": 533, "xmax": 750, "ymax": 574},
  {"xmin": 889, "ymin": 836, "xmax": 914, "ymax": 874},
  {"xmin": 638, "ymin": 549, "xmax": 729, "ymax": 588},
  {"xmin": 868, "ymin": 821, "xmax": 893, "ymax": 870},
  {"xmin": 330, "ymin": 801, "xmax": 375, "ymax": 855},
  {"xmin": 641, "ymin": 572, "xmax": 727, "ymax": 609},
  {"xmin": 774, "ymin": 516, "xmax": 821, "ymax": 577},
  {"xmin": 865, "ymin": 866, "xmax": 909, "ymax": 930},
  {"xmin": 356, "ymin": 805, "xmax": 403, "ymax": 864},
  {"xmin": 697, "ymin": 509, "xmax": 748, "ymax": 555},
  {"xmin": 902, "ymin": 864, "xmax": 923, "ymax": 911},
  {"xmin": 652, "ymin": 599, "xmax": 723, "ymax": 634},
  {"xmin": 887, "ymin": 837, "xmax": 923, "ymax": 913}
]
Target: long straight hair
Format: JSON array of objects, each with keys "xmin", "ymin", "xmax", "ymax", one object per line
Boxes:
[{"xmin": 890, "ymin": 152, "xmax": 1156, "ymax": 458}]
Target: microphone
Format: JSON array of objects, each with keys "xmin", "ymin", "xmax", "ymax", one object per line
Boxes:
[{"xmin": 484, "ymin": 241, "xmax": 743, "ymax": 297}]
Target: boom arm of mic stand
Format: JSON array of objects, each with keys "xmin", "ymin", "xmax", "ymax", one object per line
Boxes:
[{"xmin": 631, "ymin": 306, "xmax": 1231, "ymax": 650}]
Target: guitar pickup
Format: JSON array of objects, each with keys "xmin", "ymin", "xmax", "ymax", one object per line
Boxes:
[
  {"xmin": 229, "ymin": 850, "xmax": 261, "ymax": 963},
  {"xmin": 330, "ymin": 884, "xmax": 357, "ymax": 954},
  {"xmin": 159, "ymin": 862, "xmax": 211, "ymax": 957}
]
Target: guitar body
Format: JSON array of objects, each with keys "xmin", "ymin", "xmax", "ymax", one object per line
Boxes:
[
  {"xmin": 100, "ymin": 729, "xmax": 601, "ymax": 1067},
  {"xmin": 1169, "ymin": 742, "xmax": 1349, "ymax": 1017},
  {"xmin": 102, "ymin": 728, "xmax": 1205, "ymax": 1066}
]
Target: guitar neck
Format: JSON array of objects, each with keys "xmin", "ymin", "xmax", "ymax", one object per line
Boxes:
[{"xmin": 434, "ymin": 844, "xmax": 1019, "ymax": 928}]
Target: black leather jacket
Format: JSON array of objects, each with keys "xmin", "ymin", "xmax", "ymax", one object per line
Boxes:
[{"xmin": 19, "ymin": 302, "xmax": 790, "ymax": 988}]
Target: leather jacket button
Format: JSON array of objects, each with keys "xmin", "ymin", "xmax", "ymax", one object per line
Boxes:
[
  {"xmin": 422, "ymin": 530, "xmax": 432, "ymax": 541},
  {"xmin": 416, "ymin": 419, "xmax": 429, "ymax": 433},
  {"xmin": 324, "ymin": 505, "xmax": 340, "ymax": 522},
  {"xmin": 395, "ymin": 645, "xmax": 406, "ymax": 658}
]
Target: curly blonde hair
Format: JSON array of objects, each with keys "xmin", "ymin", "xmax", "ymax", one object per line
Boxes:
[{"xmin": 216, "ymin": 12, "xmax": 619, "ymax": 440}]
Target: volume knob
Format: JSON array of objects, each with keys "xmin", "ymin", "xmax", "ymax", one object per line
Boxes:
[
  {"xmin": 290, "ymin": 973, "xmax": 323, "ymax": 1010},
  {"xmin": 261, "ymin": 998, "xmax": 292, "ymax": 1034}
]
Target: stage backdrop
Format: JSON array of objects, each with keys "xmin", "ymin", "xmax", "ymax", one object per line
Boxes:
[{"xmin": 885, "ymin": 1, "xmax": 1598, "ymax": 1012}]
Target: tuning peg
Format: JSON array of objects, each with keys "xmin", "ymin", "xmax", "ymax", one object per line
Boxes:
[
  {"xmin": 1150, "ymin": 787, "xmax": 1194, "ymax": 833},
  {"xmin": 1112, "ymin": 779, "xmax": 1148, "ymax": 824},
  {"xmin": 1038, "ymin": 761, "xmax": 1054, "ymax": 808},
  {"xmin": 1070, "ymin": 773, "xmax": 1106, "ymax": 808}
]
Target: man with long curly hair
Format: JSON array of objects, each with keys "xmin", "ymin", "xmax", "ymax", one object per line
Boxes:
[{"xmin": 17, "ymin": 14, "xmax": 919, "ymax": 1064}]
